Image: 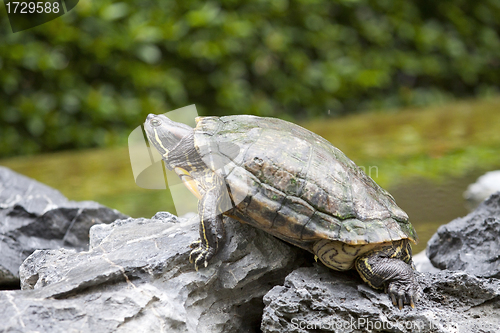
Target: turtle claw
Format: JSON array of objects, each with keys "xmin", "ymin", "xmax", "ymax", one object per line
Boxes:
[
  {"xmin": 190, "ymin": 240, "xmax": 201, "ymax": 249},
  {"xmin": 391, "ymin": 293, "xmax": 397, "ymax": 307},
  {"xmin": 387, "ymin": 281, "xmax": 419, "ymax": 310},
  {"xmin": 189, "ymin": 240, "xmax": 203, "ymax": 263},
  {"xmin": 189, "ymin": 239, "xmax": 215, "ymax": 271}
]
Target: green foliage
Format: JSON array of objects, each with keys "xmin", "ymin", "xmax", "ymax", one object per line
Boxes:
[{"xmin": 1, "ymin": 0, "xmax": 500, "ymax": 157}]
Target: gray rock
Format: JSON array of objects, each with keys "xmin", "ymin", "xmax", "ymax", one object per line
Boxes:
[
  {"xmin": 261, "ymin": 265, "xmax": 500, "ymax": 333},
  {"xmin": 4, "ymin": 167, "xmax": 500, "ymax": 332},
  {"xmin": 464, "ymin": 171, "xmax": 500, "ymax": 210},
  {"xmin": 1, "ymin": 212, "xmax": 303, "ymax": 332},
  {"xmin": 427, "ymin": 192, "xmax": 500, "ymax": 278},
  {"xmin": 0, "ymin": 166, "xmax": 127, "ymax": 287}
]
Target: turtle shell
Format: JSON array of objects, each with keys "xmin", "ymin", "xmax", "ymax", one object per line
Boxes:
[{"xmin": 193, "ymin": 115, "xmax": 418, "ymax": 247}]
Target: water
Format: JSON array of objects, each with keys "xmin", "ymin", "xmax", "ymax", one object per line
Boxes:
[{"xmin": 388, "ymin": 169, "xmax": 495, "ymax": 254}]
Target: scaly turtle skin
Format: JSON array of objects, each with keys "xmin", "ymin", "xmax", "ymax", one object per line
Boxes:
[{"xmin": 144, "ymin": 114, "xmax": 419, "ymax": 309}]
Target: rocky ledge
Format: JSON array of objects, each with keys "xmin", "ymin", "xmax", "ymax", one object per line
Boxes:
[
  {"xmin": 0, "ymin": 166, "xmax": 126, "ymax": 288},
  {"xmin": 1, "ymin": 167, "xmax": 500, "ymax": 332},
  {"xmin": 261, "ymin": 266, "xmax": 500, "ymax": 333},
  {"xmin": 2, "ymin": 210, "xmax": 498, "ymax": 333},
  {"xmin": 1, "ymin": 212, "xmax": 303, "ymax": 332}
]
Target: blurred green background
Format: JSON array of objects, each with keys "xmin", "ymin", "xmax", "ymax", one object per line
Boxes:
[
  {"xmin": 1, "ymin": 0, "xmax": 500, "ymax": 157},
  {"xmin": 1, "ymin": 0, "xmax": 500, "ymax": 253}
]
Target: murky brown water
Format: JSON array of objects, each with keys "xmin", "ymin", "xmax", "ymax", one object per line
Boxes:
[{"xmin": 388, "ymin": 169, "xmax": 497, "ymax": 254}]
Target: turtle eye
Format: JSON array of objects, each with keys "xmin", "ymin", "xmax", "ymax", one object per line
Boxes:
[{"xmin": 150, "ymin": 118, "xmax": 161, "ymax": 127}]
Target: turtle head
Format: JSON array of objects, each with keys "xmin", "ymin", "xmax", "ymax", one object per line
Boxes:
[{"xmin": 144, "ymin": 114, "xmax": 194, "ymax": 163}]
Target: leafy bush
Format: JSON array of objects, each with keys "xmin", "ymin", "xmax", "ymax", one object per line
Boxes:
[{"xmin": 1, "ymin": 0, "xmax": 499, "ymax": 157}]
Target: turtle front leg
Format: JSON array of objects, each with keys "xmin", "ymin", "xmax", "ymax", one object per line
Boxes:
[
  {"xmin": 354, "ymin": 240, "xmax": 419, "ymax": 309},
  {"xmin": 189, "ymin": 185, "xmax": 226, "ymax": 271}
]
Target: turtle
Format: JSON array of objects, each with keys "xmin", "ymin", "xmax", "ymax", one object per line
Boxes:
[{"xmin": 144, "ymin": 113, "xmax": 419, "ymax": 309}]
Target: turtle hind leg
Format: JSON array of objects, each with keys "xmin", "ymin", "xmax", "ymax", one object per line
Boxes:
[{"xmin": 354, "ymin": 240, "xmax": 419, "ymax": 309}]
